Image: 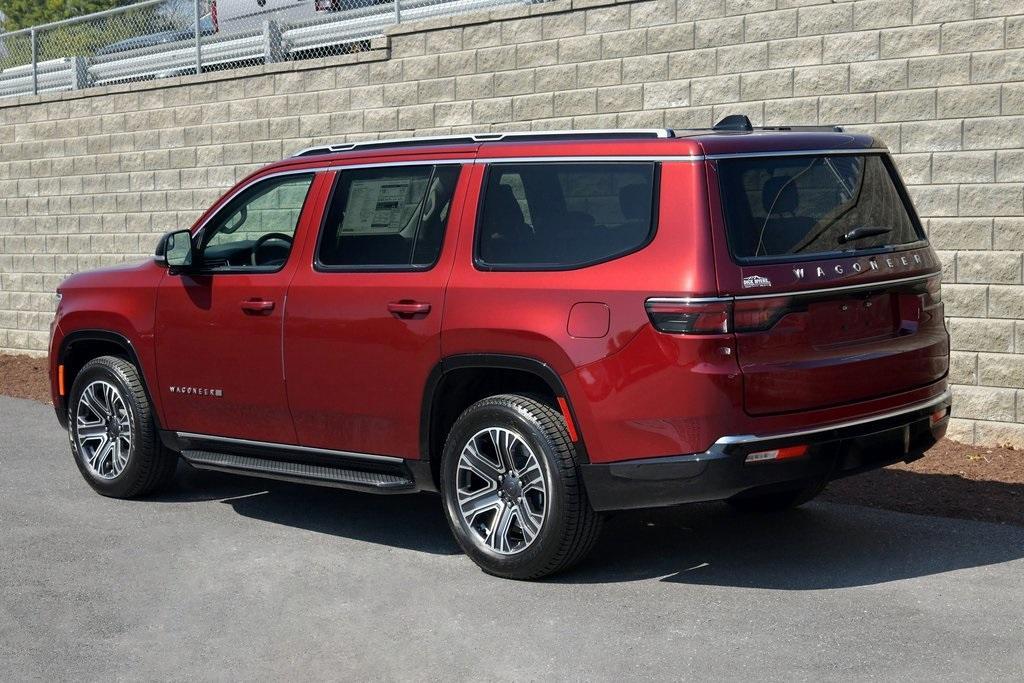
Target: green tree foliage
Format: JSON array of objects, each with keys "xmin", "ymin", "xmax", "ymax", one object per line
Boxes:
[
  {"xmin": 1, "ymin": 1, "xmax": 188, "ymax": 70},
  {"xmin": 0, "ymin": 1, "xmax": 131, "ymax": 32}
]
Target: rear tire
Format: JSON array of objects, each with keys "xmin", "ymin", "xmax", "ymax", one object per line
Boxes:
[
  {"xmin": 67, "ymin": 356, "xmax": 178, "ymax": 498},
  {"xmin": 726, "ymin": 480, "xmax": 826, "ymax": 513},
  {"xmin": 440, "ymin": 394, "xmax": 602, "ymax": 580}
]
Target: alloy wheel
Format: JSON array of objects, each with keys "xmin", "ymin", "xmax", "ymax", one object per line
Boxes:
[
  {"xmin": 455, "ymin": 426, "xmax": 548, "ymax": 555},
  {"xmin": 75, "ymin": 380, "xmax": 133, "ymax": 480}
]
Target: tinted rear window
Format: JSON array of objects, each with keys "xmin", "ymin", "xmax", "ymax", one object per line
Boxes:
[
  {"xmin": 477, "ymin": 162, "xmax": 656, "ymax": 269},
  {"xmin": 717, "ymin": 154, "xmax": 922, "ymax": 261}
]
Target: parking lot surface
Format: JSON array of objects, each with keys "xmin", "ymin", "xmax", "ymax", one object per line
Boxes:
[{"xmin": 1, "ymin": 395, "xmax": 1022, "ymax": 680}]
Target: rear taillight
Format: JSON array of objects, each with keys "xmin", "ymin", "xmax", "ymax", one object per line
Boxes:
[
  {"xmin": 645, "ymin": 299, "xmax": 732, "ymax": 334},
  {"xmin": 732, "ymin": 296, "xmax": 794, "ymax": 333}
]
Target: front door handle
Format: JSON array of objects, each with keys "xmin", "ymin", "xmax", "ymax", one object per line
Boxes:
[
  {"xmin": 241, "ymin": 298, "xmax": 275, "ymax": 315},
  {"xmin": 387, "ymin": 301, "xmax": 431, "ymax": 318}
]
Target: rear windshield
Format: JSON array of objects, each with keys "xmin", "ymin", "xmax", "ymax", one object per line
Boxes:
[{"xmin": 716, "ymin": 154, "xmax": 923, "ymax": 262}]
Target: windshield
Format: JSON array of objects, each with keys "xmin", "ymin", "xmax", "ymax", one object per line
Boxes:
[{"xmin": 717, "ymin": 154, "xmax": 923, "ymax": 261}]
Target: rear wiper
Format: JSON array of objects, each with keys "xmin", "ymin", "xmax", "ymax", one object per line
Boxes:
[{"xmin": 838, "ymin": 225, "xmax": 891, "ymax": 244}]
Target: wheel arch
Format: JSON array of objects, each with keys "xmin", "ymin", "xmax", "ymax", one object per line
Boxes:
[
  {"xmin": 420, "ymin": 354, "xmax": 588, "ymax": 489},
  {"xmin": 57, "ymin": 330, "xmax": 161, "ymax": 431}
]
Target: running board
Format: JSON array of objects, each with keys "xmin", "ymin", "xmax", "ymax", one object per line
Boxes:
[{"xmin": 181, "ymin": 449, "xmax": 416, "ymax": 493}]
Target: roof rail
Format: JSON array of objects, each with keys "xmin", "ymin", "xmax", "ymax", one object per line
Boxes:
[
  {"xmin": 711, "ymin": 114, "xmax": 844, "ymax": 133},
  {"xmin": 292, "ymin": 129, "xmax": 676, "ymax": 157}
]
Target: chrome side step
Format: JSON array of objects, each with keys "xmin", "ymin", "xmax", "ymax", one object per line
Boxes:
[{"xmin": 181, "ymin": 449, "xmax": 416, "ymax": 492}]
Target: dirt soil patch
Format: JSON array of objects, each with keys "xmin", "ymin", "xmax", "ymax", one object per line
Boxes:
[
  {"xmin": 0, "ymin": 353, "xmax": 52, "ymax": 404},
  {"xmin": 822, "ymin": 440, "xmax": 1023, "ymax": 527},
  {"xmin": 1, "ymin": 352, "xmax": 1021, "ymax": 525}
]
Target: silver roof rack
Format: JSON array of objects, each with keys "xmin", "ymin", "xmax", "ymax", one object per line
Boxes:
[{"xmin": 292, "ymin": 129, "xmax": 676, "ymax": 157}]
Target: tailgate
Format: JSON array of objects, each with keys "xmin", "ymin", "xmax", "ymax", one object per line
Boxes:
[
  {"xmin": 709, "ymin": 149, "xmax": 949, "ymax": 416},
  {"xmin": 733, "ymin": 274, "xmax": 948, "ymax": 415}
]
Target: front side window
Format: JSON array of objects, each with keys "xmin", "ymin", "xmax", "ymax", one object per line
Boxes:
[
  {"xmin": 476, "ymin": 162, "xmax": 657, "ymax": 269},
  {"xmin": 716, "ymin": 154, "xmax": 923, "ymax": 262},
  {"xmin": 199, "ymin": 173, "xmax": 315, "ymax": 271},
  {"xmin": 317, "ymin": 165, "xmax": 461, "ymax": 270}
]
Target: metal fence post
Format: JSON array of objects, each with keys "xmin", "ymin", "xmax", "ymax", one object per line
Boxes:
[
  {"xmin": 194, "ymin": 0, "xmax": 203, "ymax": 75},
  {"xmin": 263, "ymin": 21, "xmax": 284, "ymax": 64},
  {"xmin": 71, "ymin": 57, "xmax": 88, "ymax": 90},
  {"xmin": 394, "ymin": 0, "xmax": 401, "ymax": 25},
  {"xmin": 30, "ymin": 28, "xmax": 38, "ymax": 95}
]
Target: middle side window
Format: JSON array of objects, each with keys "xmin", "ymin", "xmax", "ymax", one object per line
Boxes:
[{"xmin": 316, "ymin": 164, "xmax": 461, "ymax": 270}]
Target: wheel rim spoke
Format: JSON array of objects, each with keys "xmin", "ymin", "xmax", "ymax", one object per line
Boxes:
[
  {"xmin": 75, "ymin": 380, "xmax": 132, "ymax": 481},
  {"xmin": 488, "ymin": 428, "xmax": 516, "ymax": 473},
  {"xmin": 77, "ymin": 423, "xmax": 107, "ymax": 442},
  {"xmin": 487, "ymin": 501, "xmax": 516, "ymax": 553},
  {"xmin": 516, "ymin": 502, "xmax": 542, "ymax": 543},
  {"xmin": 459, "ymin": 439, "xmax": 502, "ymax": 483},
  {"xmin": 79, "ymin": 387, "xmax": 106, "ymax": 420},
  {"xmin": 456, "ymin": 425, "xmax": 547, "ymax": 556},
  {"xmin": 458, "ymin": 487, "xmax": 501, "ymax": 525},
  {"xmin": 518, "ymin": 461, "xmax": 544, "ymax": 492}
]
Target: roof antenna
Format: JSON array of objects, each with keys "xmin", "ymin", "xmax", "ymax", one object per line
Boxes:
[{"xmin": 713, "ymin": 114, "xmax": 754, "ymax": 132}]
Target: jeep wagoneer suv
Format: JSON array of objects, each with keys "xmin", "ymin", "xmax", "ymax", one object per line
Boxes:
[{"xmin": 49, "ymin": 117, "xmax": 950, "ymax": 579}]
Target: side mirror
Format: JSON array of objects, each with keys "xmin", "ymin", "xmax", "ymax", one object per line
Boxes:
[{"xmin": 156, "ymin": 230, "xmax": 194, "ymax": 270}]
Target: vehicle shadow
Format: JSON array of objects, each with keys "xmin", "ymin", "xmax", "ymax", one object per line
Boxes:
[
  {"xmin": 564, "ymin": 497, "xmax": 1024, "ymax": 589},
  {"xmin": 152, "ymin": 464, "xmax": 1024, "ymax": 586},
  {"xmin": 151, "ymin": 464, "xmax": 461, "ymax": 556}
]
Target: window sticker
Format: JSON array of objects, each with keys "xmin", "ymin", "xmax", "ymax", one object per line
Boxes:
[{"xmin": 341, "ymin": 179, "xmax": 418, "ymax": 235}]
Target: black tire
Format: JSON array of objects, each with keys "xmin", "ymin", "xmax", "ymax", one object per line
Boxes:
[
  {"xmin": 67, "ymin": 355, "xmax": 178, "ymax": 498},
  {"xmin": 726, "ymin": 480, "xmax": 826, "ymax": 513},
  {"xmin": 440, "ymin": 394, "xmax": 602, "ymax": 580}
]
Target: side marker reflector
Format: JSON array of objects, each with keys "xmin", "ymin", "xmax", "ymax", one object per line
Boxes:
[
  {"xmin": 58, "ymin": 364, "xmax": 65, "ymax": 397},
  {"xmin": 745, "ymin": 444, "xmax": 808, "ymax": 464},
  {"xmin": 556, "ymin": 397, "xmax": 579, "ymax": 442}
]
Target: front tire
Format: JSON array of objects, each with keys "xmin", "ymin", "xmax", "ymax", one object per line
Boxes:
[
  {"xmin": 67, "ymin": 356, "xmax": 178, "ymax": 498},
  {"xmin": 440, "ymin": 394, "xmax": 602, "ymax": 580}
]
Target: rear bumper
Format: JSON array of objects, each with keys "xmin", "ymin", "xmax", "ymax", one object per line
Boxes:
[{"xmin": 580, "ymin": 390, "xmax": 951, "ymax": 512}]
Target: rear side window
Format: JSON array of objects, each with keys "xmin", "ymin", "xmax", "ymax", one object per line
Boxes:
[
  {"xmin": 716, "ymin": 154, "xmax": 923, "ymax": 262},
  {"xmin": 476, "ymin": 162, "xmax": 657, "ymax": 269},
  {"xmin": 317, "ymin": 165, "xmax": 461, "ymax": 270}
]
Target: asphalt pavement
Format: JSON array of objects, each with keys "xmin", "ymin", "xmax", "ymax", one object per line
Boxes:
[{"xmin": 1, "ymin": 395, "xmax": 1022, "ymax": 680}]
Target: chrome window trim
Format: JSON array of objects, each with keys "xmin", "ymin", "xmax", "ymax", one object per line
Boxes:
[
  {"xmin": 647, "ymin": 273, "xmax": 939, "ymax": 305},
  {"xmin": 732, "ymin": 272, "xmax": 938, "ymax": 300},
  {"xmin": 705, "ymin": 148, "xmax": 888, "ymax": 160},
  {"xmin": 711, "ymin": 390, "xmax": 951, "ymax": 448},
  {"xmin": 175, "ymin": 431, "xmax": 405, "ymax": 464},
  {"xmin": 190, "ymin": 167, "xmax": 327, "ymax": 242},
  {"xmin": 190, "ymin": 161, "xmax": 462, "ymax": 238}
]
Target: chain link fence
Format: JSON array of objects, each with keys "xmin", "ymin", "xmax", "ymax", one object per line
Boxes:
[{"xmin": 0, "ymin": 0, "xmax": 534, "ymax": 99}]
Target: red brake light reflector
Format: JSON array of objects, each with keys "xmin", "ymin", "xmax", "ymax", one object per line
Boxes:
[
  {"xmin": 745, "ymin": 445, "xmax": 808, "ymax": 464},
  {"xmin": 556, "ymin": 396, "xmax": 579, "ymax": 442},
  {"xmin": 645, "ymin": 299, "xmax": 732, "ymax": 334}
]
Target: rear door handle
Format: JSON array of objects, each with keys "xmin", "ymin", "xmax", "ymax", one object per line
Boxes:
[
  {"xmin": 387, "ymin": 301, "xmax": 431, "ymax": 318},
  {"xmin": 241, "ymin": 298, "xmax": 275, "ymax": 314}
]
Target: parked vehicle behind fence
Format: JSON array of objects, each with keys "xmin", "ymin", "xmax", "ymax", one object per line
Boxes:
[{"xmin": 48, "ymin": 117, "xmax": 951, "ymax": 579}]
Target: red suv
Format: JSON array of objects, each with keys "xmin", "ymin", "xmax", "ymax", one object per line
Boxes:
[{"xmin": 49, "ymin": 117, "xmax": 950, "ymax": 579}]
